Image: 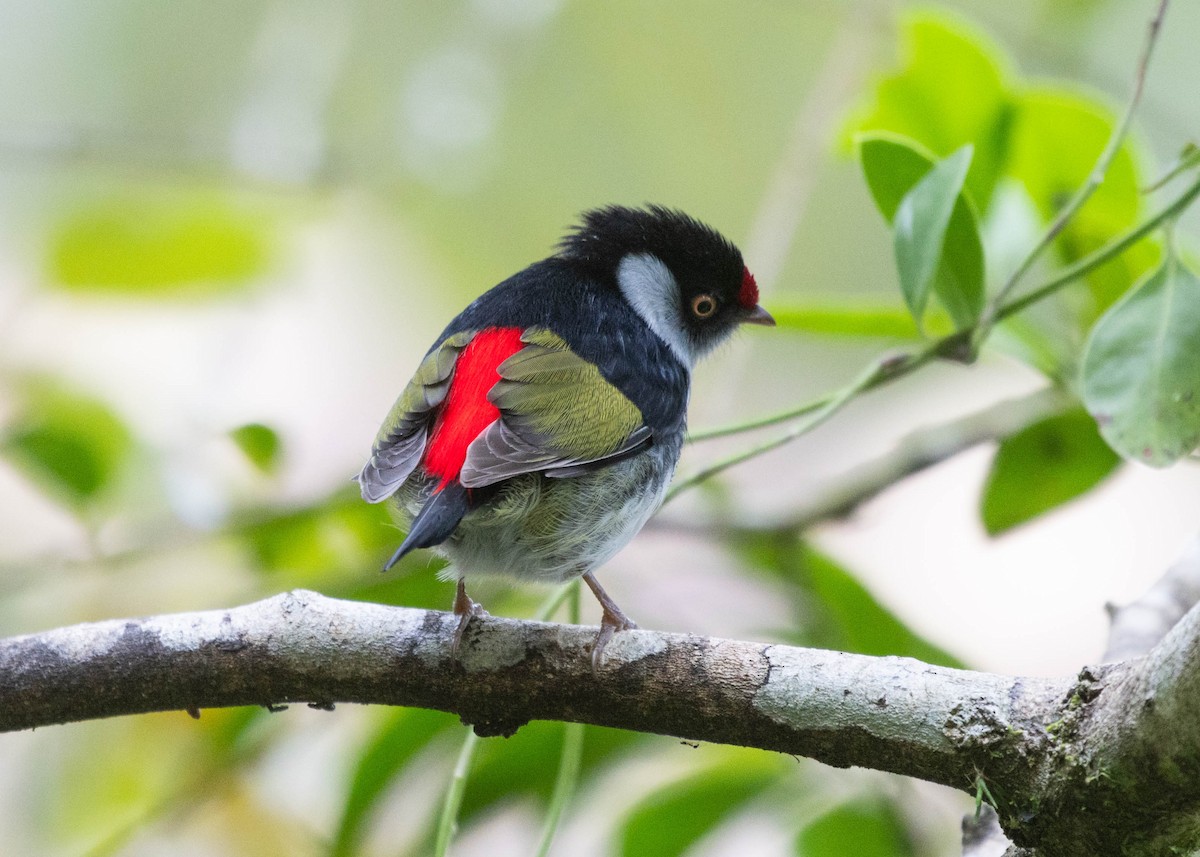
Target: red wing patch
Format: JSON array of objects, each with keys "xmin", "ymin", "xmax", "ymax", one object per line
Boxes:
[{"xmin": 424, "ymin": 327, "xmax": 525, "ymax": 489}]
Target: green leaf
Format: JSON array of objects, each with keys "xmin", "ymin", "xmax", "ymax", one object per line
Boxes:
[
  {"xmin": 981, "ymin": 407, "xmax": 1120, "ymax": 535},
  {"xmin": 842, "ymin": 10, "xmax": 1012, "ymax": 209},
  {"xmin": 803, "ymin": 546, "xmax": 962, "ymax": 667},
  {"xmin": 859, "ymin": 133, "xmax": 940, "ymax": 221},
  {"xmin": 238, "ymin": 489, "xmax": 414, "ymax": 588},
  {"xmin": 48, "ymin": 191, "xmax": 270, "ymax": 297},
  {"xmin": 1082, "ymin": 252, "xmax": 1200, "ymax": 466},
  {"xmin": 619, "ymin": 755, "xmax": 780, "ymax": 857},
  {"xmin": 459, "ymin": 723, "xmax": 639, "ymax": 823},
  {"xmin": 797, "ymin": 799, "xmax": 913, "ymax": 857},
  {"xmin": 331, "ymin": 708, "xmax": 456, "ymax": 857},
  {"xmin": 230, "ymin": 423, "xmax": 282, "ymax": 474},
  {"xmin": 858, "ymin": 133, "xmax": 985, "ymax": 330},
  {"xmin": 2, "ymin": 381, "xmax": 132, "ymax": 505},
  {"xmin": 769, "ymin": 301, "xmax": 952, "ymax": 339},
  {"xmin": 893, "ymin": 145, "xmax": 976, "ymax": 325},
  {"xmin": 1008, "ymin": 87, "xmax": 1148, "ymax": 315},
  {"xmin": 741, "ymin": 539, "xmax": 962, "ymax": 668}
]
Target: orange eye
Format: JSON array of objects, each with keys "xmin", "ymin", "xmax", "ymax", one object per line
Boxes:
[{"xmin": 691, "ymin": 294, "xmax": 717, "ymax": 319}]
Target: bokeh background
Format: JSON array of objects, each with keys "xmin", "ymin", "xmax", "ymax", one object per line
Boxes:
[{"xmin": 1, "ymin": 1, "xmax": 1198, "ymax": 855}]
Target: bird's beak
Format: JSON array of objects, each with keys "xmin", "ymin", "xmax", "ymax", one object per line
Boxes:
[{"xmin": 741, "ymin": 304, "xmax": 776, "ymax": 327}]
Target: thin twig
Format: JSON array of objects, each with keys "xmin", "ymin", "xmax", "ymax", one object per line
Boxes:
[
  {"xmin": 534, "ymin": 582, "xmax": 584, "ymax": 857},
  {"xmin": 660, "ymin": 387, "xmax": 1068, "ymax": 535},
  {"xmin": 994, "ymin": 173, "xmax": 1200, "ymax": 322},
  {"xmin": 664, "ymin": 354, "xmax": 924, "ymax": 504},
  {"xmin": 688, "ymin": 396, "xmax": 828, "ymax": 442},
  {"xmin": 973, "ymin": 0, "xmax": 1171, "ymax": 345},
  {"xmin": 668, "ymin": 171, "xmax": 1200, "ymax": 501},
  {"xmin": 1142, "ymin": 143, "xmax": 1200, "ymax": 194},
  {"xmin": 432, "ymin": 580, "xmax": 575, "ymax": 857},
  {"xmin": 433, "ymin": 729, "xmax": 479, "ymax": 857}
]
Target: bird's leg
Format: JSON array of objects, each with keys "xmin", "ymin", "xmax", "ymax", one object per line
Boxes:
[
  {"xmin": 582, "ymin": 571, "xmax": 638, "ymax": 670},
  {"xmin": 451, "ymin": 577, "xmax": 487, "ymax": 654}
]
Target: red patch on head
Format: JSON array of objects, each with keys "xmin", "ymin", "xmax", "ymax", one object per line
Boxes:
[
  {"xmin": 424, "ymin": 327, "xmax": 525, "ymax": 488},
  {"xmin": 738, "ymin": 266, "xmax": 759, "ymax": 309}
]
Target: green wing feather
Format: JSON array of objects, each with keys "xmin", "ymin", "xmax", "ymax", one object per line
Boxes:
[
  {"xmin": 357, "ymin": 331, "xmax": 472, "ymax": 503},
  {"xmin": 460, "ymin": 328, "xmax": 649, "ymax": 488}
]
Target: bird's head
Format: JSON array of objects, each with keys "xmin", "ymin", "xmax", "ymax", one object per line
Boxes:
[{"xmin": 558, "ymin": 205, "xmax": 774, "ymax": 367}]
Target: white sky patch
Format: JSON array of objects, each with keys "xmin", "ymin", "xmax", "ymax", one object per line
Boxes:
[
  {"xmin": 397, "ymin": 46, "xmax": 502, "ymax": 190},
  {"xmin": 229, "ymin": 0, "xmax": 350, "ymax": 183}
]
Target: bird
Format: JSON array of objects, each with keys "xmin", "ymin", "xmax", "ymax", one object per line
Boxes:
[{"xmin": 356, "ymin": 204, "xmax": 774, "ymax": 668}]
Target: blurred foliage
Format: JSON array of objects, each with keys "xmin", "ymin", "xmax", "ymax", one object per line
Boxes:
[
  {"xmin": 332, "ymin": 707, "xmax": 458, "ymax": 857},
  {"xmin": 1, "ymin": 2, "xmax": 1198, "ymax": 857},
  {"xmin": 981, "ymin": 408, "xmax": 1120, "ymax": 535},
  {"xmin": 743, "ymin": 536, "xmax": 963, "ymax": 668},
  {"xmin": 796, "ymin": 799, "xmax": 915, "ymax": 857},
  {"xmin": 240, "ymin": 489, "xmax": 400, "ymax": 586},
  {"xmin": 1, "ymin": 378, "xmax": 132, "ymax": 508},
  {"xmin": 230, "ymin": 422, "xmax": 283, "ymax": 475},
  {"xmin": 618, "ymin": 752, "xmax": 784, "ymax": 857},
  {"xmin": 48, "ymin": 190, "xmax": 272, "ymax": 296},
  {"xmin": 43, "ymin": 706, "xmax": 274, "ymax": 856}
]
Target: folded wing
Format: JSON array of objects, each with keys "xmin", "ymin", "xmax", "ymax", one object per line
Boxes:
[
  {"xmin": 460, "ymin": 329, "xmax": 651, "ymax": 487},
  {"xmin": 358, "ymin": 327, "xmax": 651, "ymax": 500},
  {"xmin": 356, "ymin": 331, "xmax": 472, "ymax": 502}
]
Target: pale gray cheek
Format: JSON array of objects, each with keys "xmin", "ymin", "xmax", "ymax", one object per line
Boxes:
[{"xmin": 616, "ymin": 253, "xmax": 696, "ymax": 368}]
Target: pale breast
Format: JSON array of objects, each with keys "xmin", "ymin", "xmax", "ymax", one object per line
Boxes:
[{"xmin": 436, "ymin": 437, "xmax": 681, "ymax": 584}]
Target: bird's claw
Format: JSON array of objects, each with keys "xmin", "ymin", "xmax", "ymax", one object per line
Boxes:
[
  {"xmin": 582, "ymin": 571, "xmax": 637, "ymax": 672},
  {"xmin": 451, "ymin": 579, "xmax": 488, "ymax": 655},
  {"xmin": 590, "ymin": 605, "xmax": 637, "ymax": 672}
]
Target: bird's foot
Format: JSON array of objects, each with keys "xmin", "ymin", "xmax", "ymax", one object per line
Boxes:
[
  {"xmin": 582, "ymin": 571, "xmax": 637, "ymax": 671},
  {"xmin": 590, "ymin": 604, "xmax": 638, "ymax": 672},
  {"xmin": 451, "ymin": 578, "xmax": 488, "ymax": 655}
]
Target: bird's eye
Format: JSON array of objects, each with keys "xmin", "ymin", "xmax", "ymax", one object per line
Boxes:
[{"xmin": 690, "ymin": 294, "xmax": 717, "ymax": 319}]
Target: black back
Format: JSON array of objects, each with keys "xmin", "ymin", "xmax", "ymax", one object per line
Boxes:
[
  {"xmin": 432, "ymin": 258, "xmax": 690, "ymax": 436},
  {"xmin": 426, "ymin": 205, "xmax": 752, "ymax": 437}
]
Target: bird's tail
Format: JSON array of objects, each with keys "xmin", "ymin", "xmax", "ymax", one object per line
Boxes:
[{"xmin": 383, "ymin": 481, "xmax": 470, "ymax": 571}]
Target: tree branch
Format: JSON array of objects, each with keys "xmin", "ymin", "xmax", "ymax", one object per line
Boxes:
[
  {"xmin": 1007, "ymin": 600, "xmax": 1200, "ymax": 856},
  {"xmin": 973, "ymin": 0, "xmax": 1170, "ymax": 344},
  {"xmin": 963, "ymin": 532, "xmax": 1200, "ymax": 856},
  {"xmin": 658, "ymin": 386, "xmax": 1068, "ymax": 539},
  {"xmin": 1103, "ymin": 534, "xmax": 1200, "ymax": 663},
  {"xmin": 6, "ymin": 584, "xmax": 1200, "ymax": 855},
  {"xmin": 1, "ymin": 590, "xmax": 1065, "ymax": 782}
]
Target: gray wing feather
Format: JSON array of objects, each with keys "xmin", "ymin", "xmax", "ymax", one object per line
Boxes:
[
  {"xmin": 459, "ymin": 424, "xmax": 652, "ymax": 488},
  {"xmin": 459, "ymin": 420, "xmax": 557, "ymax": 487},
  {"xmin": 458, "ymin": 330, "xmax": 652, "ymax": 488},
  {"xmin": 356, "ymin": 334, "xmax": 469, "ymax": 503},
  {"xmin": 541, "ymin": 426, "xmax": 653, "ymax": 477},
  {"xmin": 357, "ymin": 428, "xmax": 428, "ymax": 502}
]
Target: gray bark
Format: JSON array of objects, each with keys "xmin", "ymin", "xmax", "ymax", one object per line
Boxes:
[{"xmin": 2, "ymin": 580, "xmax": 1200, "ymax": 855}]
